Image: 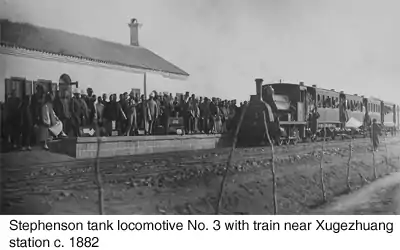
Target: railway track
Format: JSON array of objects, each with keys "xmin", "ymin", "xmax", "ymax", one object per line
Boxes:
[{"xmin": 3, "ymin": 136, "xmax": 399, "ymax": 198}]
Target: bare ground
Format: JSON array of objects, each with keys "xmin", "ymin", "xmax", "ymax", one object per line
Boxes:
[
  {"xmin": 2, "ymin": 137, "xmax": 400, "ymax": 215},
  {"xmin": 315, "ymin": 173, "xmax": 400, "ymax": 215}
]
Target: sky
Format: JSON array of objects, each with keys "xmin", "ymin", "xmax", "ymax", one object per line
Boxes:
[{"xmin": 0, "ymin": 0, "xmax": 399, "ymax": 102}]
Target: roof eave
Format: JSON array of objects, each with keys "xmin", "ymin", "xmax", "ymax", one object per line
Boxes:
[{"xmin": 0, "ymin": 42, "xmax": 189, "ymax": 79}]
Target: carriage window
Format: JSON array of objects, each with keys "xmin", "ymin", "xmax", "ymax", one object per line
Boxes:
[{"xmin": 325, "ymin": 96, "xmax": 331, "ymax": 108}]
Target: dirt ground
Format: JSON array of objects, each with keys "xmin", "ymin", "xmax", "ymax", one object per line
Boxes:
[
  {"xmin": 314, "ymin": 173, "xmax": 400, "ymax": 215},
  {"xmin": 2, "ymin": 136, "xmax": 400, "ymax": 215}
]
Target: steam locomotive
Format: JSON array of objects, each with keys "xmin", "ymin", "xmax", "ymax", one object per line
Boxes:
[{"xmin": 237, "ymin": 79, "xmax": 399, "ymax": 146}]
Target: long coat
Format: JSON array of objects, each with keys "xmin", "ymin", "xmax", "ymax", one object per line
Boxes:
[{"xmin": 38, "ymin": 102, "xmax": 58, "ymax": 142}]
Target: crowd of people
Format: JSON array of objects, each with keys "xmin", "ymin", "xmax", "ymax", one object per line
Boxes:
[{"xmin": 1, "ymin": 84, "xmax": 245, "ymax": 151}]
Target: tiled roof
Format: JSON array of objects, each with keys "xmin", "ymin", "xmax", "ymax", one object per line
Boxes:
[{"xmin": 0, "ymin": 20, "xmax": 189, "ymax": 77}]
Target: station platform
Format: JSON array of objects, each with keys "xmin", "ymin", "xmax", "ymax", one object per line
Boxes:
[{"xmin": 49, "ymin": 134, "xmax": 232, "ymax": 159}]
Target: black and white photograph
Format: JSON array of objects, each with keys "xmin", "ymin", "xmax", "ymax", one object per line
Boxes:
[{"xmin": 1, "ymin": 0, "xmax": 400, "ymax": 216}]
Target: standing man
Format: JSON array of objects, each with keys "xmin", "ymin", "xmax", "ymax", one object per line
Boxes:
[
  {"xmin": 189, "ymin": 94, "xmax": 200, "ymax": 134},
  {"xmin": 125, "ymin": 91, "xmax": 138, "ymax": 136},
  {"xmin": 371, "ymin": 119, "xmax": 381, "ymax": 151},
  {"xmin": 85, "ymin": 87, "xmax": 97, "ymax": 125},
  {"xmin": 162, "ymin": 93, "xmax": 173, "ymax": 135},
  {"xmin": 183, "ymin": 92, "xmax": 190, "ymax": 134},
  {"xmin": 79, "ymin": 90, "xmax": 90, "ymax": 127},
  {"xmin": 101, "ymin": 93, "xmax": 108, "ymax": 105},
  {"xmin": 6, "ymin": 90, "xmax": 21, "ymax": 148},
  {"xmin": 146, "ymin": 92, "xmax": 158, "ymax": 135},
  {"xmin": 119, "ymin": 92, "xmax": 129, "ymax": 134},
  {"xmin": 53, "ymin": 90, "xmax": 72, "ymax": 136},
  {"xmin": 70, "ymin": 89, "xmax": 82, "ymax": 137},
  {"xmin": 96, "ymin": 96, "xmax": 105, "ymax": 131}
]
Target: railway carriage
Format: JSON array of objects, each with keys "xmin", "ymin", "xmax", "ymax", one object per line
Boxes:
[
  {"xmin": 237, "ymin": 78, "xmax": 399, "ymax": 146},
  {"xmin": 381, "ymin": 100, "xmax": 397, "ymax": 135},
  {"xmin": 345, "ymin": 93, "xmax": 364, "ymax": 124},
  {"xmin": 397, "ymin": 105, "xmax": 400, "ymax": 131},
  {"xmin": 363, "ymin": 97, "xmax": 381, "ymax": 125}
]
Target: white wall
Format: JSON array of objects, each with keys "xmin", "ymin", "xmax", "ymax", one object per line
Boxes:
[{"xmin": 0, "ymin": 53, "xmax": 188, "ymax": 102}]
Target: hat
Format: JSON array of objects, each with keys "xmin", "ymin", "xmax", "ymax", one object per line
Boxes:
[
  {"xmin": 80, "ymin": 89, "xmax": 86, "ymax": 95},
  {"xmin": 150, "ymin": 92, "xmax": 155, "ymax": 98},
  {"xmin": 73, "ymin": 88, "xmax": 80, "ymax": 94}
]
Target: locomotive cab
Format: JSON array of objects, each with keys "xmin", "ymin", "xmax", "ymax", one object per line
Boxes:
[{"xmin": 262, "ymin": 82, "xmax": 308, "ymax": 145}]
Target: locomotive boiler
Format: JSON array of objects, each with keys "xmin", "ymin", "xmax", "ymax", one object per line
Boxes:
[{"xmin": 237, "ymin": 79, "xmax": 281, "ymax": 146}]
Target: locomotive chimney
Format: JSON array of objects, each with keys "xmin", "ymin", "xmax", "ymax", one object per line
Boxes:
[{"xmin": 255, "ymin": 78, "xmax": 263, "ymax": 99}]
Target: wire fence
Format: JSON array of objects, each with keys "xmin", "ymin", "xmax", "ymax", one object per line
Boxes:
[{"xmin": 1, "ymin": 119, "xmax": 400, "ymax": 215}]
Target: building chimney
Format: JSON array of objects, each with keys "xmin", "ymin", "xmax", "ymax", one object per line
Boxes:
[
  {"xmin": 128, "ymin": 18, "xmax": 140, "ymax": 46},
  {"xmin": 255, "ymin": 78, "xmax": 263, "ymax": 99}
]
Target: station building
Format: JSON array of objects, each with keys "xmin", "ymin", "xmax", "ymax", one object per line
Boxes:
[{"xmin": 0, "ymin": 18, "xmax": 189, "ymax": 102}]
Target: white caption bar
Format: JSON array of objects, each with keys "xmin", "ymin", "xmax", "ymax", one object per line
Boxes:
[{"xmin": 1, "ymin": 215, "xmax": 397, "ymax": 250}]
